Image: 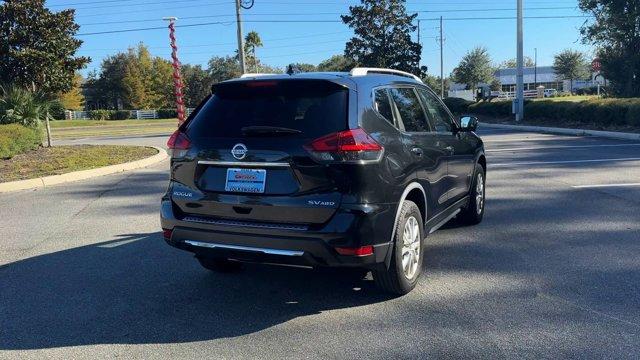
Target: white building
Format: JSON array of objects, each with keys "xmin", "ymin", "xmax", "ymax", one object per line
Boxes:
[
  {"xmin": 449, "ymin": 65, "xmax": 606, "ymax": 98},
  {"xmin": 495, "ymin": 66, "xmax": 564, "ymax": 92}
]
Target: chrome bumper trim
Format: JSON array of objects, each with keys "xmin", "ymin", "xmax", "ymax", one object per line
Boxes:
[
  {"xmin": 184, "ymin": 240, "xmax": 305, "ymax": 257},
  {"xmin": 197, "ymin": 160, "xmax": 290, "ymax": 168}
]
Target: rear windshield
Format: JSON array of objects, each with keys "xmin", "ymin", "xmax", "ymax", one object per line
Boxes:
[{"xmin": 186, "ymin": 80, "xmax": 348, "ymax": 139}]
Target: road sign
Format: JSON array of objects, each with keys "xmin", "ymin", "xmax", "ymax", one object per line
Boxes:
[{"xmin": 592, "ymin": 58, "xmax": 602, "ymax": 72}]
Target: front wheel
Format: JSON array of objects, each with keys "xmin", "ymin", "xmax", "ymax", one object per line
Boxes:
[
  {"xmin": 459, "ymin": 164, "xmax": 485, "ymax": 225},
  {"xmin": 373, "ymin": 200, "xmax": 424, "ymax": 295}
]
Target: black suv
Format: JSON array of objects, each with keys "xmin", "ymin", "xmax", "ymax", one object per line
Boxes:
[{"xmin": 161, "ymin": 68, "xmax": 485, "ymax": 294}]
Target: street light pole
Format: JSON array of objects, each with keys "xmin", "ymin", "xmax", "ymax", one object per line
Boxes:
[
  {"xmin": 235, "ymin": 0, "xmax": 247, "ymax": 74},
  {"xmin": 440, "ymin": 16, "xmax": 444, "ymax": 99},
  {"xmin": 515, "ymin": 0, "xmax": 524, "ymax": 122}
]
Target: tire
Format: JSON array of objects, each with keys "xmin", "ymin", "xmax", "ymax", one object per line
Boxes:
[
  {"xmin": 373, "ymin": 200, "xmax": 424, "ymax": 295},
  {"xmin": 459, "ymin": 164, "xmax": 485, "ymax": 225},
  {"xmin": 196, "ymin": 256, "xmax": 243, "ymax": 273}
]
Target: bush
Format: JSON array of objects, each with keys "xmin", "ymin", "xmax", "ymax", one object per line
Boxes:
[
  {"xmin": 443, "ymin": 98, "xmax": 473, "ymax": 114},
  {"xmin": 157, "ymin": 108, "xmax": 177, "ymax": 119},
  {"xmin": 0, "ymin": 124, "xmax": 42, "ymax": 159},
  {"xmin": 458, "ymin": 97, "xmax": 640, "ymax": 128},
  {"xmin": 109, "ymin": 110, "xmax": 131, "ymax": 120},
  {"xmin": 468, "ymin": 100, "xmax": 514, "ymax": 117},
  {"xmin": 88, "ymin": 109, "xmax": 111, "ymax": 120},
  {"xmin": 0, "ymin": 84, "xmax": 55, "ymax": 127},
  {"xmin": 625, "ymin": 101, "xmax": 640, "ymax": 126},
  {"xmin": 49, "ymin": 100, "xmax": 66, "ymax": 120}
]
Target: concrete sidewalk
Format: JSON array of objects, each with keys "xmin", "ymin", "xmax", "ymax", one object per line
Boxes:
[{"xmin": 480, "ymin": 122, "xmax": 640, "ymax": 141}]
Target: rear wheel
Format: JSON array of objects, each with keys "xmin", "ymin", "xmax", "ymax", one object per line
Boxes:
[
  {"xmin": 459, "ymin": 164, "xmax": 485, "ymax": 225},
  {"xmin": 196, "ymin": 257, "xmax": 243, "ymax": 273},
  {"xmin": 373, "ymin": 200, "xmax": 424, "ymax": 295}
]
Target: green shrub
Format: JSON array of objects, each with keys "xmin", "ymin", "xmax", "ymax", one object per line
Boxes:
[
  {"xmin": 443, "ymin": 98, "xmax": 473, "ymax": 114},
  {"xmin": 0, "ymin": 124, "xmax": 42, "ymax": 159},
  {"xmin": 109, "ymin": 110, "xmax": 131, "ymax": 120},
  {"xmin": 468, "ymin": 100, "xmax": 514, "ymax": 117},
  {"xmin": 88, "ymin": 109, "xmax": 111, "ymax": 120},
  {"xmin": 459, "ymin": 97, "xmax": 640, "ymax": 128},
  {"xmin": 157, "ymin": 108, "xmax": 177, "ymax": 119},
  {"xmin": 0, "ymin": 84, "xmax": 56, "ymax": 127},
  {"xmin": 625, "ymin": 101, "xmax": 640, "ymax": 126},
  {"xmin": 48, "ymin": 100, "xmax": 66, "ymax": 120}
]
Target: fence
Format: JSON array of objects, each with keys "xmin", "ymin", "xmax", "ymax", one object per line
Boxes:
[
  {"xmin": 447, "ymin": 90, "xmax": 475, "ymax": 101},
  {"xmin": 496, "ymin": 90, "xmax": 539, "ymax": 100},
  {"xmin": 65, "ymin": 108, "xmax": 194, "ymax": 120}
]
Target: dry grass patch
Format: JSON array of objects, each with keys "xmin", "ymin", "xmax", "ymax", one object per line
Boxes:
[{"xmin": 0, "ymin": 145, "xmax": 158, "ymax": 182}]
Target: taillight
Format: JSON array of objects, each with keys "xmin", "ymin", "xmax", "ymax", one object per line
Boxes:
[
  {"xmin": 304, "ymin": 128, "xmax": 383, "ymax": 163},
  {"xmin": 335, "ymin": 245, "xmax": 374, "ymax": 257},
  {"xmin": 167, "ymin": 130, "xmax": 191, "ymax": 157},
  {"xmin": 162, "ymin": 228, "xmax": 173, "ymax": 240}
]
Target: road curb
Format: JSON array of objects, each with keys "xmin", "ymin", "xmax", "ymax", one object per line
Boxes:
[
  {"xmin": 479, "ymin": 122, "xmax": 640, "ymax": 141},
  {"xmin": 0, "ymin": 146, "xmax": 167, "ymax": 193}
]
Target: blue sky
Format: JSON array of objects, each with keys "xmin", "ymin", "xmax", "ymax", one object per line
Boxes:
[{"xmin": 44, "ymin": 0, "xmax": 594, "ymax": 77}]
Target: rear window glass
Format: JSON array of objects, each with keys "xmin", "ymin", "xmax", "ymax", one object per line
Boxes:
[{"xmin": 186, "ymin": 80, "xmax": 348, "ymax": 139}]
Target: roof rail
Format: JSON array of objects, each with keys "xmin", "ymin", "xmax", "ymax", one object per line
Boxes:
[
  {"xmin": 239, "ymin": 73, "xmax": 279, "ymax": 78},
  {"xmin": 349, "ymin": 67, "xmax": 423, "ymax": 83}
]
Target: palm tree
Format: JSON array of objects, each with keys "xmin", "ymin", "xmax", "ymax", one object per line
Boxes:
[
  {"xmin": 0, "ymin": 84, "xmax": 54, "ymax": 146},
  {"xmin": 244, "ymin": 31, "xmax": 263, "ymax": 73}
]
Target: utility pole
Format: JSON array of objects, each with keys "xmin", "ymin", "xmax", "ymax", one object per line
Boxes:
[
  {"xmin": 235, "ymin": 0, "xmax": 247, "ymax": 74},
  {"xmin": 534, "ymin": 47, "xmax": 538, "ymax": 87},
  {"xmin": 439, "ymin": 16, "xmax": 444, "ymax": 99},
  {"xmin": 515, "ymin": 0, "xmax": 524, "ymax": 122},
  {"xmin": 417, "ymin": 19, "xmax": 421, "ymax": 46}
]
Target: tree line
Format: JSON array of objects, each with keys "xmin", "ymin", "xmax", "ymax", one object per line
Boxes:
[
  {"xmin": 449, "ymin": 46, "xmax": 592, "ymax": 93},
  {"xmin": 2, "ymin": 0, "xmax": 640, "ymax": 118}
]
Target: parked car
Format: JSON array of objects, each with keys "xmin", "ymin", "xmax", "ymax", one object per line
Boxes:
[
  {"xmin": 161, "ymin": 68, "xmax": 486, "ymax": 294},
  {"xmin": 543, "ymin": 88, "xmax": 558, "ymax": 97}
]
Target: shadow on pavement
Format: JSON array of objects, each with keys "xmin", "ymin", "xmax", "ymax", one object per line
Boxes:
[{"xmin": 0, "ymin": 232, "xmax": 392, "ymax": 350}]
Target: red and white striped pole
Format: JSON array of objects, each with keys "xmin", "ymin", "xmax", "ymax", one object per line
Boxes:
[{"xmin": 163, "ymin": 17, "xmax": 185, "ymax": 125}]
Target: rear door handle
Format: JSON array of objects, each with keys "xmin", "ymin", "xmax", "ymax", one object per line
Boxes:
[{"xmin": 411, "ymin": 147, "xmax": 423, "ymax": 157}]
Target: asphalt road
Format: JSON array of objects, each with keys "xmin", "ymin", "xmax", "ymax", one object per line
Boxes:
[{"xmin": 2, "ymin": 126, "xmax": 640, "ymax": 359}]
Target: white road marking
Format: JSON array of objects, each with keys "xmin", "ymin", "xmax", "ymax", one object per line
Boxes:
[
  {"xmin": 489, "ymin": 157, "xmax": 640, "ymax": 167},
  {"xmin": 483, "ymin": 136, "xmax": 582, "ymax": 143},
  {"xmin": 572, "ymin": 183, "xmax": 640, "ymax": 189},
  {"xmin": 486, "ymin": 143, "xmax": 640, "ymax": 153},
  {"xmin": 98, "ymin": 239, "xmax": 141, "ymax": 248}
]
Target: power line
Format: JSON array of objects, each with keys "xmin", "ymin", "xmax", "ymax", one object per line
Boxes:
[
  {"xmin": 53, "ymin": 0, "xmax": 230, "ymax": 11},
  {"xmin": 419, "ymin": 15, "xmax": 590, "ymax": 21},
  {"xmin": 78, "ymin": 7, "xmax": 580, "ymax": 26},
  {"xmin": 79, "ymin": 31, "xmax": 351, "ymax": 51},
  {"xmin": 77, "ymin": 15, "xmax": 593, "ymax": 36}
]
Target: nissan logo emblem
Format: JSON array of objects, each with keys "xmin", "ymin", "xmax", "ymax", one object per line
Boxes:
[{"xmin": 231, "ymin": 143, "xmax": 248, "ymax": 160}]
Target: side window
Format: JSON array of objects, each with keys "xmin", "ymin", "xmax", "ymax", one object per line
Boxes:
[
  {"xmin": 388, "ymin": 87, "xmax": 430, "ymax": 132},
  {"xmin": 417, "ymin": 88, "xmax": 454, "ymax": 133},
  {"xmin": 373, "ymin": 88, "xmax": 394, "ymax": 125}
]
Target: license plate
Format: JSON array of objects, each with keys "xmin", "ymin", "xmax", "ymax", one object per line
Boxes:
[{"xmin": 225, "ymin": 168, "xmax": 266, "ymax": 193}]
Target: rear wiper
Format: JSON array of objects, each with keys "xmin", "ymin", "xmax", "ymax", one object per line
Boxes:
[{"xmin": 241, "ymin": 126, "xmax": 302, "ymax": 135}]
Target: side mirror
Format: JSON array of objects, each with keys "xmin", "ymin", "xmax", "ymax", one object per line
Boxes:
[{"xmin": 459, "ymin": 116, "xmax": 478, "ymax": 132}]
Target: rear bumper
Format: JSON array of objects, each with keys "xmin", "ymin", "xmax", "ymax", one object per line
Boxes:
[{"xmin": 160, "ymin": 198, "xmax": 395, "ymax": 269}]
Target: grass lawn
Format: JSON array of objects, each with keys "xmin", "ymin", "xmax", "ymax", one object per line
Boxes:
[
  {"xmin": 50, "ymin": 119, "xmax": 178, "ymax": 128},
  {"xmin": 534, "ymin": 95, "xmax": 598, "ymax": 102},
  {"xmin": 51, "ymin": 119, "xmax": 178, "ymax": 139},
  {"xmin": 0, "ymin": 145, "xmax": 158, "ymax": 183}
]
